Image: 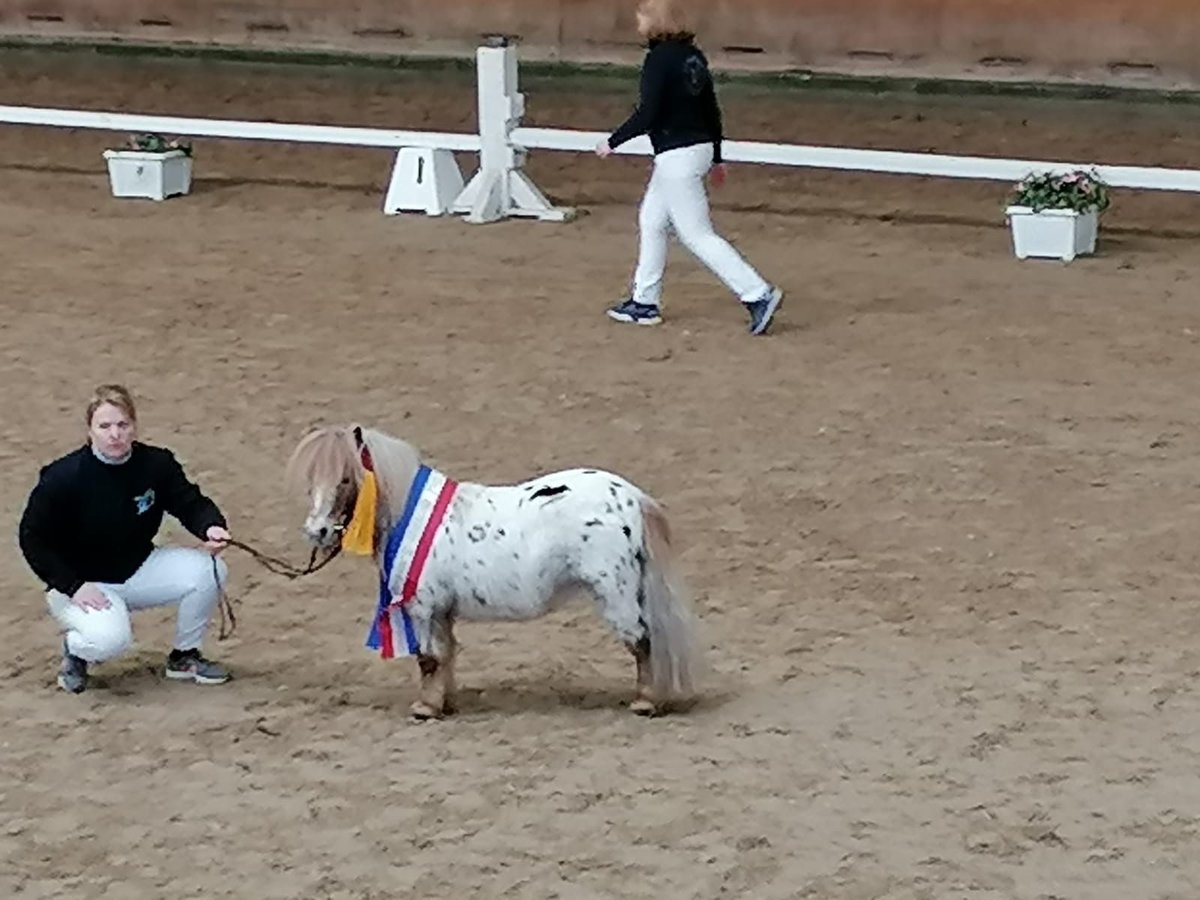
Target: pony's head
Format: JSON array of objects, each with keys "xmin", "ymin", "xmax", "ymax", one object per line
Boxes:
[{"xmin": 284, "ymin": 423, "xmax": 421, "ymax": 551}]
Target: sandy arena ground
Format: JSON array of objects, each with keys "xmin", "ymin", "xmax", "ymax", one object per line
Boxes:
[{"xmin": 3, "ymin": 50, "xmax": 1200, "ymax": 900}]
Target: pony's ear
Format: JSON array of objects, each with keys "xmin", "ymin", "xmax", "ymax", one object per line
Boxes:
[{"xmin": 353, "ymin": 425, "xmax": 375, "ymax": 472}]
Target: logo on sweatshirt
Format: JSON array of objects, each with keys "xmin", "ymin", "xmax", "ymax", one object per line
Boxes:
[
  {"xmin": 683, "ymin": 55, "xmax": 708, "ymax": 96},
  {"xmin": 133, "ymin": 489, "xmax": 156, "ymax": 515}
]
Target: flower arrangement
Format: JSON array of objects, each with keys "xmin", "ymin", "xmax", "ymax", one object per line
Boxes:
[
  {"xmin": 1008, "ymin": 168, "xmax": 1110, "ymax": 214},
  {"xmin": 103, "ymin": 132, "xmax": 196, "ymax": 201},
  {"xmin": 119, "ymin": 132, "xmax": 193, "ymax": 156}
]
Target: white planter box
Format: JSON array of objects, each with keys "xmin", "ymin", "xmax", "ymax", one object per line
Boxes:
[
  {"xmin": 1006, "ymin": 205, "xmax": 1099, "ymax": 261},
  {"xmin": 103, "ymin": 149, "xmax": 193, "ymax": 201}
]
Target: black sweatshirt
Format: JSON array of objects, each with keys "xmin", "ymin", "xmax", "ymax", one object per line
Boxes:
[
  {"xmin": 18, "ymin": 442, "xmax": 227, "ymax": 596},
  {"xmin": 607, "ymin": 35, "xmax": 724, "ymax": 163}
]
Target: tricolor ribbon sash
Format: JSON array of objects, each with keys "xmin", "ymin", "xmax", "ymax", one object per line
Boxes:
[{"xmin": 365, "ymin": 465, "xmax": 458, "ymax": 659}]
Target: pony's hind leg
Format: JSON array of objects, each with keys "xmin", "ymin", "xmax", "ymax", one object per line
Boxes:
[
  {"xmin": 588, "ymin": 573, "xmax": 659, "ymax": 715},
  {"xmin": 627, "ymin": 635, "xmax": 657, "ymax": 716}
]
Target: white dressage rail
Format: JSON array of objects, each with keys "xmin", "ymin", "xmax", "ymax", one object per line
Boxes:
[
  {"xmin": 3, "ymin": 41, "xmax": 1200, "ymax": 223},
  {"xmin": 513, "ymin": 127, "xmax": 1200, "ymax": 193},
  {"xmin": 0, "ymin": 105, "xmax": 482, "ymax": 151}
]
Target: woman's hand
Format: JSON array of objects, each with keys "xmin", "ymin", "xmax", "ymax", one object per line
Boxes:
[
  {"xmin": 709, "ymin": 163, "xmax": 727, "ymax": 189},
  {"xmin": 204, "ymin": 525, "xmax": 231, "ymax": 554},
  {"xmin": 595, "ymin": 139, "xmax": 613, "ymax": 158},
  {"xmin": 71, "ymin": 583, "xmax": 111, "ymax": 611}
]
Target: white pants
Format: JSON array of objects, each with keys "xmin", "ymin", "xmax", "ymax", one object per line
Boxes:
[
  {"xmin": 46, "ymin": 547, "xmax": 228, "ymax": 664},
  {"xmin": 631, "ymin": 143, "xmax": 770, "ymax": 307}
]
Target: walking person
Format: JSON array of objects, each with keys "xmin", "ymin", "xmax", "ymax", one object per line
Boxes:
[
  {"xmin": 596, "ymin": 0, "xmax": 784, "ymax": 334},
  {"xmin": 18, "ymin": 384, "xmax": 234, "ymax": 694}
]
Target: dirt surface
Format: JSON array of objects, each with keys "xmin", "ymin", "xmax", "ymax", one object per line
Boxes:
[{"xmin": 3, "ymin": 51, "xmax": 1200, "ymax": 900}]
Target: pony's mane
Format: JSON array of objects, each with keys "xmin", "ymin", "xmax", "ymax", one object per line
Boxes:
[
  {"xmin": 357, "ymin": 426, "xmax": 423, "ymax": 518},
  {"xmin": 285, "ymin": 423, "xmax": 423, "ymax": 520}
]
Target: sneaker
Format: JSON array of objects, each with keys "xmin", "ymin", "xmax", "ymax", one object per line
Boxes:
[
  {"xmin": 57, "ymin": 639, "xmax": 88, "ymax": 694},
  {"xmin": 744, "ymin": 286, "xmax": 784, "ymax": 335},
  {"xmin": 165, "ymin": 648, "xmax": 230, "ymax": 685},
  {"xmin": 606, "ymin": 299, "xmax": 663, "ymax": 326}
]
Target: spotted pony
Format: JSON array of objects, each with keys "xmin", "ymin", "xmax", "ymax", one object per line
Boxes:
[{"xmin": 285, "ymin": 423, "xmax": 704, "ymax": 718}]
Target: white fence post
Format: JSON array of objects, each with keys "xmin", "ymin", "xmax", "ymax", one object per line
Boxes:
[{"xmin": 452, "ymin": 38, "xmax": 574, "ymax": 224}]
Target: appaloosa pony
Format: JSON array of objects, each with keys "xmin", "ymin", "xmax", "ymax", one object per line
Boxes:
[{"xmin": 284, "ymin": 424, "xmax": 703, "ymax": 718}]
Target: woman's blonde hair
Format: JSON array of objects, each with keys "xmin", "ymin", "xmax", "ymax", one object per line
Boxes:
[
  {"xmin": 86, "ymin": 383, "xmax": 138, "ymax": 425},
  {"xmin": 637, "ymin": 0, "xmax": 693, "ymax": 39}
]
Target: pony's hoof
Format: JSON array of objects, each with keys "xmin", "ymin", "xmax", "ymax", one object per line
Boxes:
[
  {"xmin": 629, "ymin": 698, "xmax": 659, "ymax": 717},
  {"xmin": 409, "ymin": 701, "xmax": 443, "ymax": 721}
]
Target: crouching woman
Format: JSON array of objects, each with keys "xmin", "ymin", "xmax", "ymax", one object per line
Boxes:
[{"xmin": 18, "ymin": 384, "xmax": 233, "ymax": 694}]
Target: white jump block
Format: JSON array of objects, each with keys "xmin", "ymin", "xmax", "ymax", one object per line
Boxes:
[
  {"xmin": 384, "ymin": 147, "xmax": 465, "ymax": 216},
  {"xmin": 103, "ymin": 149, "xmax": 193, "ymax": 201}
]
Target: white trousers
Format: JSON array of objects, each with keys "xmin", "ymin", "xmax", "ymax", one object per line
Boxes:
[
  {"xmin": 46, "ymin": 547, "xmax": 228, "ymax": 664},
  {"xmin": 631, "ymin": 142, "xmax": 770, "ymax": 307}
]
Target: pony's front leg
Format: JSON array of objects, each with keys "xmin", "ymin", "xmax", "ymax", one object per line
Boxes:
[
  {"xmin": 411, "ymin": 654, "xmax": 446, "ymax": 720},
  {"xmin": 410, "ymin": 616, "xmax": 456, "ymax": 721},
  {"xmin": 440, "ymin": 619, "xmax": 460, "ymax": 715}
]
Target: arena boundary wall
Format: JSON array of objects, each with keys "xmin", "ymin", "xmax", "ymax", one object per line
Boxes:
[{"xmin": 3, "ymin": 0, "xmax": 1200, "ymax": 92}]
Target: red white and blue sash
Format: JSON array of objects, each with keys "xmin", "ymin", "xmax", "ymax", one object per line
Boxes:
[{"xmin": 365, "ymin": 465, "xmax": 458, "ymax": 659}]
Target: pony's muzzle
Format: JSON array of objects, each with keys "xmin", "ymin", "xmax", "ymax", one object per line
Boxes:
[{"xmin": 303, "ymin": 523, "xmax": 338, "ymax": 547}]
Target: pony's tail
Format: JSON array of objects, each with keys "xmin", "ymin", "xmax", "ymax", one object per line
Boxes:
[{"xmin": 639, "ymin": 495, "xmax": 705, "ymax": 703}]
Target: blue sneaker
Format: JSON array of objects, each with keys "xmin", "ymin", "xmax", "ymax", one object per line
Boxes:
[
  {"xmin": 744, "ymin": 286, "xmax": 784, "ymax": 335},
  {"xmin": 606, "ymin": 299, "xmax": 663, "ymax": 326},
  {"xmin": 57, "ymin": 639, "xmax": 87, "ymax": 694}
]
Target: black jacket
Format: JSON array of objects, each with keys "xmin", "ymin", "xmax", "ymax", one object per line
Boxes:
[
  {"xmin": 607, "ymin": 34, "xmax": 724, "ymax": 163},
  {"xmin": 18, "ymin": 442, "xmax": 227, "ymax": 596}
]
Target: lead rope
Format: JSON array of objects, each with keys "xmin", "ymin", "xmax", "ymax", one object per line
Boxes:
[
  {"xmin": 213, "ymin": 554, "xmax": 237, "ymax": 640},
  {"xmin": 209, "ymin": 538, "xmax": 343, "ymax": 641}
]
